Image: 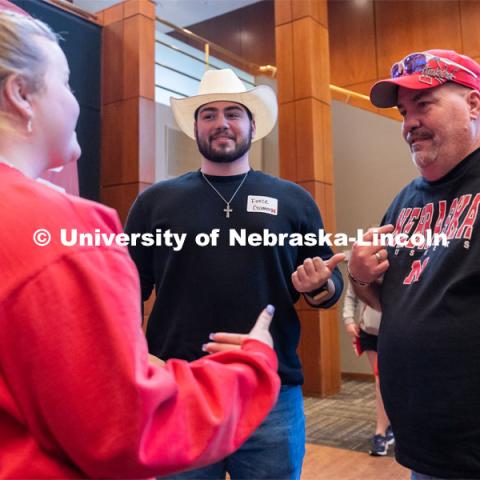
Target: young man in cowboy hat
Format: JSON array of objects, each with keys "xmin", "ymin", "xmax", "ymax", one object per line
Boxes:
[
  {"xmin": 348, "ymin": 50, "xmax": 480, "ymax": 479},
  {"xmin": 126, "ymin": 68, "xmax": 344, "ymax": 479}
]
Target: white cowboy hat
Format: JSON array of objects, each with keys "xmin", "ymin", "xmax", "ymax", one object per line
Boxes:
[{"xmin": 170, "ymin": 69, "xmax": 278, "ymax": 142}]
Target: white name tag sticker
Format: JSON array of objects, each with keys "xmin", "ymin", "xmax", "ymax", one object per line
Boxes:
[{"xmin": 247, "ymin": 195, "xmax": 278, "ymax": 216}]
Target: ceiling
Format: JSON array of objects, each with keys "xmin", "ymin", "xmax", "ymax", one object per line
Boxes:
[{"xmin": 73, "ymin": 0, "xmax": 262, "ymax": 27}]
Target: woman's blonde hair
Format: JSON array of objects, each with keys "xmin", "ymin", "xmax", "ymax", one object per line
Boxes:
[{"xmin": 0, "ymin": 11, "xmax": 59, "ymax": 130}]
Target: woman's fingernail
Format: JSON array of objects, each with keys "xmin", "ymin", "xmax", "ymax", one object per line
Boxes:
[
  {"xmin": 266, "ymin": 304, "xmax": 275, "ymax": 315},
  {"xmin": 209, "ymin": 333, "xmax": 215, "ymax": 340},
  {"xmin": 202, "ymin": 344, "xmax": 208, "ymax": 352}
]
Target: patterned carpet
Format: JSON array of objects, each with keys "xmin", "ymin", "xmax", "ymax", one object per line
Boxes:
[{"xmin": 304, "ymin": 379, "xmax": 394, "ymax": 455}]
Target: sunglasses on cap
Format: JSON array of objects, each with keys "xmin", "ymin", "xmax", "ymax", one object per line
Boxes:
[{"xmin": 391, "ymin": 52, "xmax": 478, "ymax": 80}]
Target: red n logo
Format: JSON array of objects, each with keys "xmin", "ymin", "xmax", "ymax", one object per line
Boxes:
[{"xmin": 403, "ymin": 258, "xmax": 430, "ymax": 285}]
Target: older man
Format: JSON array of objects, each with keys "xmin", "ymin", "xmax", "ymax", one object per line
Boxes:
[
  {"xmin": 349, "ymin": 50, "xmax": 480, "ymax": 480},
  {"xmin": 126, "ymin": 69, "xmax": 344, "ymax": 479}
]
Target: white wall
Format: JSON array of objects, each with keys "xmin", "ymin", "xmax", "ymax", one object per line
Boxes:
[{"xmin": 332, "ymin": 100, "xmax": 418, "ymax": 374}]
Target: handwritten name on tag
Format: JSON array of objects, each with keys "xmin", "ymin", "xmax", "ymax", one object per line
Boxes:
[{"xmin": 247, "ymin": 195, "xmax": 278, "ymax": 216}]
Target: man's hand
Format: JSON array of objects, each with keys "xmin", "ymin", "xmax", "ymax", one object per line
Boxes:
[
  {"xmin": 202, "ymin": 305, "xmax": 275, "ymax": 354},
  {"xmin": 291, "ymin": 253, "xmax": 345, "ymax": 294},
  {"xmin": 348, "ymin": 225, "xmax": 394, "ymax": 285}
]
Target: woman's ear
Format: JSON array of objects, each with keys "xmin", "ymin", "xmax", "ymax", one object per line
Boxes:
[{"xmin": 2, "ymin": 74, "xmax": 33, "ymax": 123}]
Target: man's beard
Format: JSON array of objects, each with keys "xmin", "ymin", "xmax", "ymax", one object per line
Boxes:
[{"xmin": 196, "ymin": 128, "xmax": 252, "ymax": 163}]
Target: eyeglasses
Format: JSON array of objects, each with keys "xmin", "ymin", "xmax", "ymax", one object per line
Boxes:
[{"xmin": 391, "ymin": 52, "xmax": 478, "ymax": 80}]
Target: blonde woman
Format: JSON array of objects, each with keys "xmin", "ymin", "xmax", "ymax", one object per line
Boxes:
[{"xmin": 0, "ymin": 11, "xmax": 279, "ymax": 478}]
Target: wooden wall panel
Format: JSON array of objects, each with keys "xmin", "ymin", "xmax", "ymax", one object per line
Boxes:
[
  {"xmin": 295, "ymin": 99, "xmax": 333, "ymax": 184},
  {"xmin": 275, "ymin": 0, "xmax": 292, "ymax": 25},
  {"xmin": 138, "ymin": 14, "xmax": 155, "ymax": 99},
  {"xmin": 240, "ymin": 0, "xmax": 276, "ymax": 66},
  {"xmin": 375, "ymin": 0, "xmax": 462, "ymax": 77},
  {"xmin": 123, "ymin": 17, "xmax": 140, "ymax": 98},
  {"xmin": 318, "ymin": 101, "xmax": 333, "ymax": 185},
  {"xmin": 276, "ymin": 0, "xmax": 340, "ymax": 397},
  {"xmin": 101, "ymin": 182, "xmax": 152, "ymax": 223},
  {"xmin": 318, "ymin": 308, "xmax": 341, "ymax": 396},
  {"xmin": 102, "ymin": 99, "xmax": 139, "ymax": 186},
  {"xmin": 292, "ymin": 0, "xmax": 328, "ymax": 27},
  {"xmin": 103, "ymin": 2, "xmax": 123, "ymax": 25},
  {"xmin": 460, "ymin": 0, "xmax": 480, "ymax": 59},
  {"xmin": 293, "ymin": 17, "xmax": 330, "ymax": 102},
  {"xmin": 341, "ymin": 80, "xmax": 377, "ymax": 97},
  {"xmin": 123, "ymin": 14, "xmax": 155, "ymax": 100},
  {"xmin": 327, "ymin": 0, "xmax": 479, "ymax": 123},
  {"xmin": 101, "ymin": 102, "xmax": 123, "ymax": 184},
  {"xmin": 175, "ymin": 0, "xmax": 275, "ymax": 71},
  {"xmin": 188, "ymin": 11, "xmax": 241, "ymax": 59},
  {"xmin": 297, "ymin": 309, "xmax": 322, "ymax": 395},
  {"xmin": 99, "ymin": 0, "xmax": 155, "ymax": 220},
  {"xmin": 328, "ymin": 0, "xmax": 377, "ymax": 87},
  {"xmin": 102, "ymin": 21, "xmax": 123, "ymax": 105},
  {"xmin": 324, "ymin": 183, "xmax": 336, "ymax": 236},
  {"xmin": 123, "ymin": 0, "xmax": 155, "ymax": 18},
  {"xmin": 276, "ymin": 23, "xmax": 295, "ymax": 102},
  {"xmin": 297, "ymin": 308, "xmax": 341, "ymax": 397},
  {"xmin": 294, "ymin": 98, "xmax": 316, "ymax": 181},
  {"xmin": 119, "ymin": 98, "xmax": 141, "ymax": 179},
  {"xmin": 278, "ymin": 102, "xmax": 297, "ymax": 182}
]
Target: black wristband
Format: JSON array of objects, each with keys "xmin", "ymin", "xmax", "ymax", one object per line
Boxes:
[{"xmin": 306, "ymin": 281, "xmax": 329, "ymax": 297}]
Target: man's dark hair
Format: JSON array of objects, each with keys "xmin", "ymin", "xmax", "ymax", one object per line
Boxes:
[{"xmin": 194, "ymin": 103, "xmax": 253, "ymax": 121}]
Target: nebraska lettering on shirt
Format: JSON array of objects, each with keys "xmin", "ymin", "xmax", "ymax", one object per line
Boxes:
[
  {"xmin": 393, "ymin": 192, "xmax": 480, "ymax": 249},
  {"xmin": 403, "ymin": 257, "xmax": 430, "ymax": 285}
]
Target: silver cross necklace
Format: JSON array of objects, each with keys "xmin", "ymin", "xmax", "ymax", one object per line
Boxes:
[{"xmin": 201, "ymin": 170, "xmax": 250, "ymax": 218}]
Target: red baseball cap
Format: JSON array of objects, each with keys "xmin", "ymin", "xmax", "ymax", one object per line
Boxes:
[{"xmin": 370, "ymin": 49, "xmax": 480, "ymax": 108}]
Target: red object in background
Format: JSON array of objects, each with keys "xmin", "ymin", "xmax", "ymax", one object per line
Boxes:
[
  {"xmin": 0, "ymin": 0, "xmax": 29, "ymax": 15},
  {"xmin": 354, "ymin": 336, "xmax": 363, "ymax": 357}
]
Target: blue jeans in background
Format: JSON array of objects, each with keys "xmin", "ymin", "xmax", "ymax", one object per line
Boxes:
[{"xmin": 161, "ymin": 385, "xmax": 305, "ymax": 480}]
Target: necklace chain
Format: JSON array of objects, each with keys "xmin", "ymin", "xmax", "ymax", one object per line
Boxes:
[{"xmin": 201, "ymin": 170, "xmax": 250, "ymax": 218}]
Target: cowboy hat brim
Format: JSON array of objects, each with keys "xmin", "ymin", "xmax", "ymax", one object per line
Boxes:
[{"xmin": 170, "ymin": 85, "xmax": 278, "ymax": 142}]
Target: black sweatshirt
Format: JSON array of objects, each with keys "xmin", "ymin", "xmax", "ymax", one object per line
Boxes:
[
  {"xmin": 380, "ymin": 148, "xmax": 480, "ymax": 478},
  {"xmin": 125, "ymin": 170, "xmax": 343, "ymax": 385}
]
